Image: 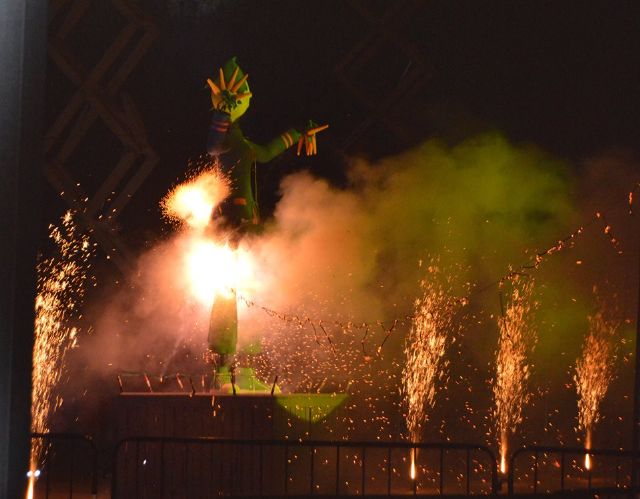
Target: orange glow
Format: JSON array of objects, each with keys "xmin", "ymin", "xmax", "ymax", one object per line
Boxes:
[
  {"xmin": 500, "ymin": 433, "xmax": 508, "ymax": 475},
  {"xmin": 162, "ymin": 167, "xmax": 230, "ymax": 230},
  {"xmin": 410, "ymin": 448, "xmax": 417, "ymax": 480},
  {"xmin": 584, "ymin": 428, "xmax": 592, "ymax": 470},
  {"xmin": 183, "ymin": 237, "xmax": 256, "ymax": 306},
  {"xmin": 26, "ymin": 476, "xmax": 34, "ymax": 499},
  {"xmin": 25, "ymin": 462, "xmax": 39, "ymax": 499}
]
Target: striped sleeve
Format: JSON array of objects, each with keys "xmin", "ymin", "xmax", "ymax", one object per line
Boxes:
[{"xmin": 207, "ymin": 110, "xmax": 232, "ymax": 155}]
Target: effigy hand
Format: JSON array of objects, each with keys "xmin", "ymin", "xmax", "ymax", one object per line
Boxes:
[
  {"xmin": 296, "ymin": 120, "xmax": 329, "ymax": 156},
  {"xmin": 207, "ymin": 66, "xmax": 252, "ymax": 113}
]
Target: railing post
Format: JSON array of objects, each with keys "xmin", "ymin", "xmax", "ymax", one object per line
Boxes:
[
  {"xmin": 466, "ymin": 448, "xmax": 470, "ymax": 495},
  {"xmin": 69, "ymin": 437, "xmax": 75, "ymax": 497},
  {"xmin": 310, "ymin": 445, "xmax": 315, "ymax": 495},
  {"xmin": 160, "ymin": 440, "xmax": 165, "ymax": 498},
  {"xmin": 284, "ymin": 442, "xmax": 288, "ymax": 496},
  {"xmin": 439, "ymin": 447, "xmax": 444, "ymax": 495},
  {"xmin": 335, "ymin": 444, "xmax": 340, "ymax": 496},
  {"xmin": 184, "ymin": 442, "xmax": 189, "ymax": 499},
  {"xmin": 507, "ymin": 451, "xmax": 515, "ymax": 496},
  {"xmin": 45, "ymin": 454, "xmax": 50, "ymax": 499},
  {"xmin": 259, "ymin": 442, "xmax": 264, "ymax": 496},
  {"xmin": 533, "ymin": 451, "xmax": 538, "ymax": 494},
  {"xmin": 111, "ymin": 440, "xmax": 123, "ymax": 499},
  {"xmin": 88, "ymin": 436, "xmax": 97, "ymax": 499},
  {"xmin": 135, "ymin": 440, "xmax": 140, "ymax": 497},
  {"xmin": 387, "ymin": 446, "xmax": 391, "ymax": 496},
  {"xmin": 361, "ymin": 446, "xmax": 366, "ymax": 496}
]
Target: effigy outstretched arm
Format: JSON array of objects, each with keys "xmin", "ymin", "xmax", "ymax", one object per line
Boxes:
[{"xmin": 250, "ymin": 128, "xmax": 301, "ymax": 163}]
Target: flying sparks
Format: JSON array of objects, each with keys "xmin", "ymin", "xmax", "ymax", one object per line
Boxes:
[
  {"xmin": 30, "ymin": 212, "xmax": 92, "ymax": 493},
  {"xmin": 162, "ymin": 164, "xmax": 230, "ymax": 230},
  {"xmin": 493, "ymin": 276, "xmax": 536, "ymax": 475},
  {"xmin": 574, "ymin": 305, "xmax": 618, "ymax": 470}
]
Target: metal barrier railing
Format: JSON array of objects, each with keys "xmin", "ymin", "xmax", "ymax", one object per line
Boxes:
[
  {"xmin": 112, "ymin": 437, "xmax": 499, "ymax": 497},
  {"xmin": 508, "ymin": 445, "xmax": 636, "ymax": 495},
  {"xmin": 30, "ymin": 432, "xmax": 98, "ymax": 498}
]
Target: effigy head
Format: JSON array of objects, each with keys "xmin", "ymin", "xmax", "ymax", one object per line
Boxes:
[{"xmin": 208, "ymin": 56, "xmax": 251, "ymax": 122}]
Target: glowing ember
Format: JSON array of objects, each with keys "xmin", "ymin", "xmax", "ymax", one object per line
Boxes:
[
  {"xmin": 162, "ymin": 165, "xmax": 230, "ymax": 230},
  {"xmin": 493, "ymin": 276, "xmax": 536, "ymax": 475},
  {"xmin": 584, "ymin": 442, "xmax": 592, "ymax": 471},
  {"xmin": 182, "ymin": 236, "xmax": 256, "ymax": 306},
  {"xmin": 574, "ymin": 305, "xmax": 618, "ymax": 471},
  {"xmin": 30, "ymin": 212, "xmax": 92, "ymax": 493}
]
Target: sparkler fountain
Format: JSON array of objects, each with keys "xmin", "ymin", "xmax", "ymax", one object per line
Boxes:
[
  {"xmin": 574, "ymin": 303, "xmax": 619, "ymax": 470},
  {"xmin": 29, "ymin": 213, "xmax": 92, "ymax": 497},
  {"xmin": 402, "ymin": 264, "xmax": 460, "ymax": 481},
  {"xmin": 493, "ymin": 276, "xmax": 536, "ymax": 476}
]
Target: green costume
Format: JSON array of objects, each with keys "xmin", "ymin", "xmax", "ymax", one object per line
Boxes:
[{"xmin": 206, "ymin": 57, "xmax": 300, "ymax": 230}]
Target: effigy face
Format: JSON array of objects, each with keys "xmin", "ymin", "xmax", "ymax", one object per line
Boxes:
[{"xmin": 209, "ymin": 56, "xmax": 251, "ymax": 122}]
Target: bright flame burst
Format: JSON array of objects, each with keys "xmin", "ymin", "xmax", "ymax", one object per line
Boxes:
[
  {"xmin": 162, "ymin": 165, "xmax": 230, "ymax": 230},
  {"xmin": 30, "ymin": 212, "xmax": 92, "ymax": 492},
  {"xmin": 403, "ymin": 264, "xmax": 457, "ymax": 478},
  {"xmin": 493, "ymin": 276, "xmax": 536, "ymax": 475},
  {"xmin": 162, "ymin": 165, "xmax": 257, "ymax": 306},
  {"xmin": 183, "ymin": 236, "xmax": 256, "ymax": 306},
  {"xmin": 574, "ymin": 306, "xmax": 618, "ymax": 470}
]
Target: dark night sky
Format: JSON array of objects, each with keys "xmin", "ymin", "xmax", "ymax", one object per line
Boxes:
[{"xmin": 46, "ymin": 0, "xmax": 640, "ymax": 248}]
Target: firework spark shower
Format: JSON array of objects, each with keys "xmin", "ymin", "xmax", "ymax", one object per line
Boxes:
[
  {"xmin": 161, "ymin": 164, "xmax": 231, "ymax": 231},
  {"xmin": 30, "ymin": 212, "xmax": 92, "ymax": 494},
  {"xmin": 403, "ymin": 264, "xmax": 458, "ymax": 443},
  {"xmin": 574, "ymin": 299, "xmax": 619, "ymax": 469},
  {"xmin": 493, "ymin": 276, "xmax": 537, "ymax": 474}
]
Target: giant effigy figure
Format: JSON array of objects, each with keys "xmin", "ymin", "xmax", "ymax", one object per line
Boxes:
[{"xmin": 205, "ymin": 57, "xmax": 327, "ymax": 390}]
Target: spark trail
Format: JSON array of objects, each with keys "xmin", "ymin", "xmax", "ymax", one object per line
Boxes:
[
  {"xmin": 493, "ymin": 276, "xmax": 536, "ymax": 474},
  {"xmin": 30, "ymin": 212, "xmax": 92, "ymax": 494},
  {"xmin": 574, "ymin": 305, "xmax": 618, "ymax": 469}
]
